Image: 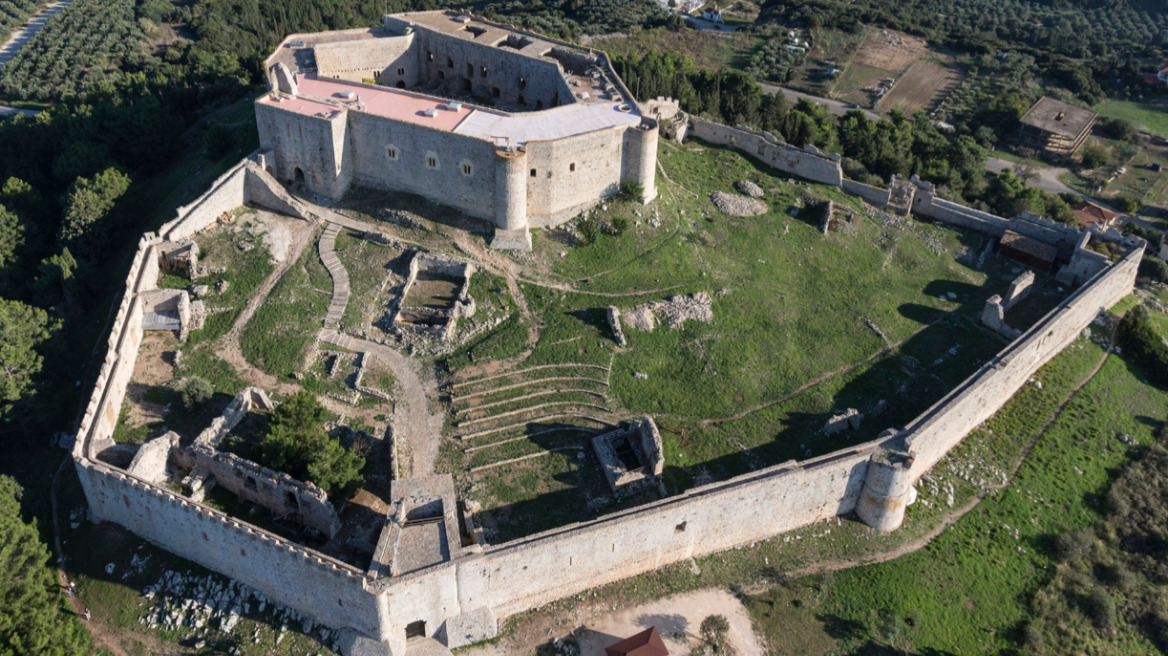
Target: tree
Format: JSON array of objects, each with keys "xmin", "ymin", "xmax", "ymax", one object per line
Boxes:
[
  {"xmin": 58, "ymin": 167, "xmax": 131, "ymax": 245},
  {"xmin": 1079, "ymin": 142, "xmax": 1111, "ymax": 170},
  {"xmin": 181, "ymin": 376, "xmax": 213, "ymax": 409},
  {"xmin": 699, "ymin": 614, "xmax": 735, "ymax": 654},
  {"xmin": 0, "ymin": 204, "xmax": 23, "ymax": 273},
  {"xmin": 0, "ymin": 476, "xmax": 93, "ymax": 655},
  {"xmin": 260, "ymin": 390, "xmax": 364, "ymax": 499},
  {"xmin": 0, "ymin": 298, "xmax": 58, "ymax": 421}
]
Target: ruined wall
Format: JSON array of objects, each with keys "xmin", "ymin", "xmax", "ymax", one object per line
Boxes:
[
  {"xmin": 180, "ymin": 445, "xmax": 340, "ymax": 538},
  {"xmin": 160, "ymin": 162, "xmax": 248, "ymax": 241},
  {"xmin": 73, "ymin": 462, "xmax": 384, "ymax": 641},
  {"xmin": 910, "ymin": 188, "xmax": 1010, "ymax": 235},
  {"xmin": 255, "ymin": 101, "xmax": 351, "ymax": 200},
  {"xmin": 315, "ymin": 33, "xmax": 419, "ymax": 87},
  {"xmin": 524, "ymin": 127, "xmax": 626, "ymax": 226},
  {"xmin": 904, "ymin": 244, "xmax": 1142, "ymax": 475},
  {"xmin": 689, "ymin": 118, "xmax": 843, "ymax": 187},
  {"xmin": 842, "ymin": 179, "xmax": 891, "ymax": 206}
]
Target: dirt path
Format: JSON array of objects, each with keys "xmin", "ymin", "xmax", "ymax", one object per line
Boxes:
[
  {"xmin": 215, "ymin": 218, "xmax": 318, "ymax": 393},
  {"xmin": 319, "ymin": 329, "xmax": 444, "ymax": 477}
]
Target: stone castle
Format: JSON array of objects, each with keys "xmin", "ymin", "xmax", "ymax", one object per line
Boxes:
[
  {"xmin": 256, "ymin": 10, "xmax": 660, "ymax": 250},
  {"xmin": 70, "ymin": 14, "xmax": 1148, "ymax": 656}
]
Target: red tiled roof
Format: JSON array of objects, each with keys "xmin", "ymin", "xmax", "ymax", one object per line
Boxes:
[
  {"xmin": 606, "ymin": 627, "xmax": 669, "ymax": 656},
  {"xmin": 1072, "ymin": 200, "xmax": 1119, "ymax": 228}
]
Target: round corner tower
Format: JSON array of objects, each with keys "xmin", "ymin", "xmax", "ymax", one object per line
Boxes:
[
  {"xmin": 855, "ymin": 449, "xmax": 916, "ymax": 532},
  {"xmin": 623, "ymin": 117, "xmax": 659, "ymax": 204},
  {"xmin": 494, "ymin": 147, "xmax": 528, "ymax": 231}
]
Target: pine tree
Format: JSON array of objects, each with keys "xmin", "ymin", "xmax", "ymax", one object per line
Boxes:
[{"xmin": 0, "ymin": 476, "xmax": 93, "ymax": 655}]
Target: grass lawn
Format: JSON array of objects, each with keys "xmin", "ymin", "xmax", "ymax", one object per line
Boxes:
[
  {"xmin": 240, "ymin": 226, "xmax": 329, "ymax": 378},
  {"xmin": 745, "ymin": 345, "xmax": 1167, "ymax": 654},
  {"xmin": 1095, "ymin": 99, "xmax": 1168, "ymax": 139}
]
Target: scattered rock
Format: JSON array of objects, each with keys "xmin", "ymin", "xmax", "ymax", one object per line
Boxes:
[
  {"xmin": 633, "ymin": 372, "xmax": 648, "ymax": 380},
  {"xmin": 215, "ymin": 280, "xmax": 229, "ymax": 294},
  {"xmin": 105, "ymin": 563, "xmax": 116, "ymax": 575},
  {"xmin": 735, "ymin": 180, "xmax": 764, "ymax": 198},
  {"xmin": 190, "ymin": 285, "xmax": 210, "ymax": 298},
  {"xmin": 237, "ymin": 241, "xmax": 255, "ymax": 252},
  {"xmin": 711, "ymin": 191, "xmax": 767, "ymax": 217}
]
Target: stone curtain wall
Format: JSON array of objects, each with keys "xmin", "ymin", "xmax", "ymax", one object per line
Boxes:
[
  {"xmin": 466, "ymin": 446, "xmax": 873, "ymax": 618},
  {"xmin": 73, "ymin": 462, "xmax": 384, "ymax": 640},
  {"xmin": 689, "ymin": 118, "xmax": 843, "ymax": 186},
  {"xmin": 160, "ymin": 161, "xmax": 249, "ymax": 241},
  {"xmin": 842, "ymin": 179, "xmax": 892, "ymax": 206},
  {"xmin": 524, "ymin": 128, "xmax": 626, "ymax": 227},
  {"xmin": 903, "ymin": 243, "xmax": 1142, "ymax": 475},
  {"xmin": 255, "ymin": 102, "xmax": 351, "ymax": 200}
]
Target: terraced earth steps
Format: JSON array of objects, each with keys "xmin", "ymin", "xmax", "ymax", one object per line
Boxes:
[
  {"xmin": 318, "ymin": 223, "xmax": 350, "ymax": 329},
  {"xmin": 470, "ymin": 445, "xmax": 588, "ymax": 473},
  {"xmin": 449, "ymin": 362, "xmax": 611, "ymax": 391},
  {"xmin": 451, "ymin": 375, "xmax": 609, "ymax": 403},
  {"xmin": 458, "ymin": 413, "xmax": 616, "ymax": 441},
  {"xmin": 456, "ymin": 387, "xmax": 608, "ymax": 416}
]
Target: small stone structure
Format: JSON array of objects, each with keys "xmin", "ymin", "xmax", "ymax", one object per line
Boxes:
[
  {"xmin": 824, "ymin": 408, "xmax": 863, "ymax": 435},
  {"xmin": 390, "ymin": 252, "xmax": 475, "ymax": 341},
  {"xmin": 710, "ymin": 190, "xmax": 767, "ymax": 216},
  {"xmin": 139, "ymin": 289, "xmax": 203, "ymax": 341},
  {"xmin": 157, "ymin": 240, "xmax": 199, "ymax": 278},
  {"xmin": 980, "ymin": 271, "xmax": 1035, "ymax": 340},
  {"xmin": 592, "ymin": 417, "xmax": 664, "ymax": 496},
  {"xmin": 194, "ymin": 387, "xmax": 274, "ymax": 449},
  {"xmin": 607, "ymin": 306, "xmax": 627, "ymax": 346}
]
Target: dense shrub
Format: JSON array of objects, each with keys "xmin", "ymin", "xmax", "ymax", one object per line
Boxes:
[
  {"xmin": 1117, "ymin": 306, "xmax": 1168, "ymax": 388},
  {"xmin": 181, "ymin": 376, "xmax": 213, "ymax": 408},
  {"xmin": 1054, "ymin": 529, "xmax": 1094, "ymax": 563},
  {"xmin": 1138, "ymin": 255, "xmax": 1168, "ymax": 283}
]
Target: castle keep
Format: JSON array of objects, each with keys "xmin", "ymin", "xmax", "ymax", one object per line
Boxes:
[{"xmin": 256, "ymin": 11, "xmax": 659, "ymax": 250}]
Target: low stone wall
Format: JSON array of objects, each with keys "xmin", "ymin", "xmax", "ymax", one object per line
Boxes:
[{"xmin": 689, "ymin": 118, "xmax": 843, "ymax": 186}]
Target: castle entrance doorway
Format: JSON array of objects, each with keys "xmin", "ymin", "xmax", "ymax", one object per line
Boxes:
[{"xmin": 293, "ymin": 167, "xmax": 305, "ymax": 185}]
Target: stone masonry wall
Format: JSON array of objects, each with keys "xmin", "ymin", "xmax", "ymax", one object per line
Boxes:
[
  {"xmin": 315, "ymin": 32, "xmax": 418, "ymax": 86},
  {"xmin": 160, "ymin": 162, "xmax": 248, "ymax": 241},
  {"xmin": 255, "ymin": 101, "xmax": 351, "ymax": 200},
  {"xmin": 524, "ymin": 127, "xmax": 626, "ymax": 227},
  {"xmin": 842, "ymin": 179, "xmax": 891, "ymax": 206},
  {"xmin": 346, "ymin": 111, "xmax": 499, "ymax": 222},
  {"xmin": 74, "ymin": 461, "xmax": 384, "ymax": 640},
  {"xmin": 689, "ymin": 118, "xmax": 843, "ymax": 186},
  {"xmin": 903, "ymin": 243, "xmax": 1142, "ymax": 475}
]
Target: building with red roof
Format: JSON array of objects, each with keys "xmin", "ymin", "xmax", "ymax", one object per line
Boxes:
[{"xmin": 605, "ymin": 627, "xmax": 670, "ymax": 656}]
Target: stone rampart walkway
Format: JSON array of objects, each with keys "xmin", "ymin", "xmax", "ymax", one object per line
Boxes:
[{"xmin": 318, "ymin": 223, "xmax": 350, "ymax": 329}]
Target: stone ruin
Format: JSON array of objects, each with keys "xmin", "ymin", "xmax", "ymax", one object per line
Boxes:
[
  {"xmin": 315, "ymin": 349, "xmax": 393, "ymax": 405},
  {"xmin": 140, "ymin": 289, "xmax": 203, "ymax": 341},
  {"xmin": 615, "ymin": 291, "xmax": 714, "ymax": 334},
  {"xmin": 389, "ymin": 252, "xmax": 475, "ymax": 341},
  {"xmin": 592, "ymin": 417, "xmax": 664, "ymax": 496},
  {"xmin": 711, "ymin": 190, "xmax": 767, "ymax": 217},
  {"xmin": 886, "ymin": 176, "xmax": 917, "ymax": 215},
  {"xmin": 369, "ymin": 475, "xmax": 467, "ymax": 579},
  {"xmin": 158, "ymin": 240, "xmax": 199, "ymax": 278},
  {"xmin": 981, "ymin": 271, "xmax": 1035, "ymax": 340},
  {"xmin": 824, "ymin": 408, "xmax": 863, "ymax": 435},
  {"xmin": 122, "ymin": 387, "xmax": 342, "ymax": 539}
]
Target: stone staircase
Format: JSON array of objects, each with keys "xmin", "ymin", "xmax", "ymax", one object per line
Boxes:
[{"xmin": 319, "ymin": 223, "xmax": 350, "ymax": 329}]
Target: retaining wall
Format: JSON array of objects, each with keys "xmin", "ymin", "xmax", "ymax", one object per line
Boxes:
[{"xmin": 842, "ymin": 179, "xmax": 891, "ymax": 206}]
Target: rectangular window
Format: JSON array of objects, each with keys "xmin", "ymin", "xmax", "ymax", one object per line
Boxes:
[
  {"xmin": 397, "ymin": 67, "xmax": 405, "ymax": 75},
  {"xmin": 461, "ymin": 163, "xmax": 473, "ymax": 176},
  {"xmin": 386, "ymin": 147, "xmax": 398, "ymax": 160},
  {"xmin": 530, "ymin": 168, "xmax": 537, "ymax": 177},
  {"xmin": 447, "ymin": 56, "xmax": 454, "ymax": 68},
  {"xmin": 427, "ymin": 156, "xmax": 438, "ymax": 169},
  {"xmin": 569, "ymin": 163, "xmax": 576, "ymax": 172}
]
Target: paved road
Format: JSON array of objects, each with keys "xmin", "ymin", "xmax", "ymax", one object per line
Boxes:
[
  {"xmin": 985, "ymin": 157, "xmax": 1078, "ymax": 196},
  {"xmin": 0, "ymin": 104, "xmax": 37, "ymax": 117},
  {"xmin": 0, "ymin": 0, "xmax": 73, "ymax": 68},
  {"xmin": 759, "ymin": 82, "xmax": 880, "ymax": 121}
]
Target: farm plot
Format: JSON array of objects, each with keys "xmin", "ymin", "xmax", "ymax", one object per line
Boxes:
[
  {"xmin": 833, "ymin": 27, "xmax": 928, "ymax": 107},
  {"xmin": 877, "ymin": 53, "xmax": 963, "ymax": 115}
]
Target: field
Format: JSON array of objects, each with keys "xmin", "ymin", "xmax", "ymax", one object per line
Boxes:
[
  {"xmin": 1095, "ymin": 98, "xmax": 1168, "ymax": 139},
  {"xmin": 832, "ymin": 28, "xmax": 927, "ymax": 106},
  {"xmin": 446, "ymin": 138, "xmax": 1070, "ymax": 541},
  {"xmin": 877, "ymin": 53, "xmax": 963, "ymax": 115},
  {"xmin": 783, "ymin": 27, "xmax": 868, "ymax": 96}
]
